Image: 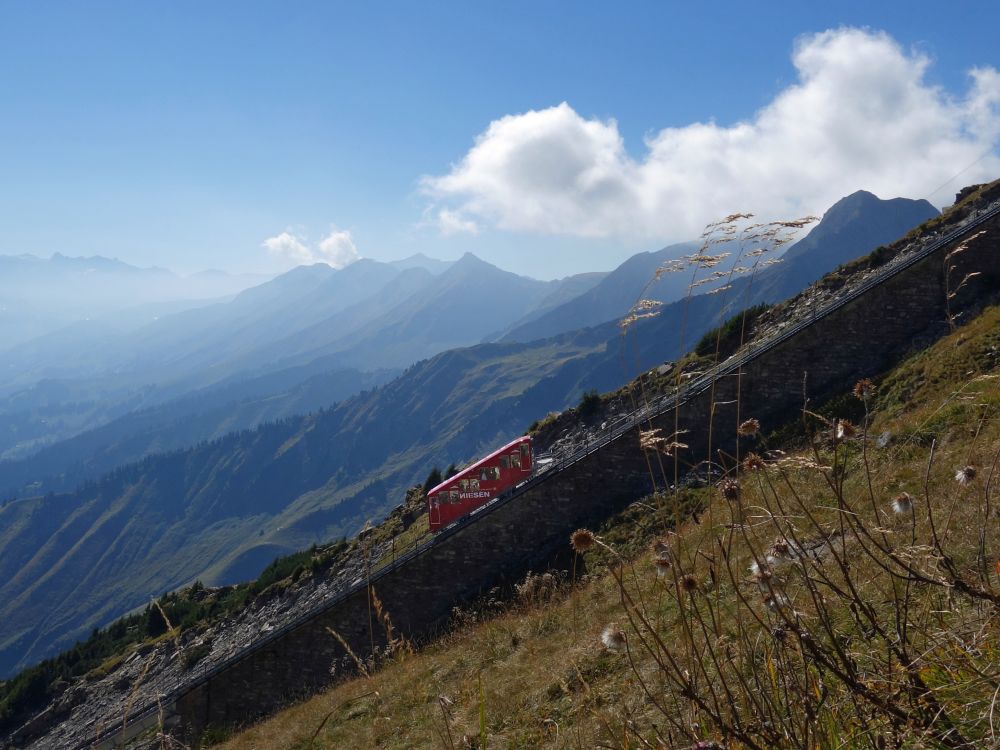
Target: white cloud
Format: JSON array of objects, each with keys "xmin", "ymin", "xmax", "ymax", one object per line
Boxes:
[
  {"xmin": 262, "ymin": 227, "xmax": 360, "ymax": 269},
  {"xmin": 317, "ymin": 228, "xmax": 361, "ymax": 268},
  {"xmin": 422, "ymin": 28, "xmax": 1000, "ymax": 242},
  {"xmin": 436, "ymin": 208, "xmax": 479, "ymax": 236},
  {"xmin": 262, "ymin": 231, "xmax": 313, "ymax": 265}
]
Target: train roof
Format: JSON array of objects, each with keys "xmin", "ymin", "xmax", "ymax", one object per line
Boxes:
[{"xmin": 426, "ymin": 435, "xmax": 531, "ymax": 496}]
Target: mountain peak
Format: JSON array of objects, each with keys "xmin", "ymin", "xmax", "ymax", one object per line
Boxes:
[
  {"xmin": 448, "ymin": 252, "xmax": 496, "ymax": 273},
  {"xmin": 780, "ymin": 190, "xmax": 938, "ymax": 265}
]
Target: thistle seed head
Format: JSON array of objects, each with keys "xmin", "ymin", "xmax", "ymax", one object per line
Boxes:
[
  {"xmin": 835, "ymin": 419, "xmax": 857, "ymax": 440},
  {"xmin": 601, "ymin": 624, "xmax": 627, "ymax": 652},
  {"xmin": 719, "ymin": 478, "xmax": 741, "ymax": 502},
  {"xmin": 679, "ymin": 573, "xmax": 700, "ymax": 593},
  {"xmin": 955, "ymin": 465, "xmax": 977, "ymax": 485},
  {"xmin": 853, "ymin": 378, "xmax": 876, "ymax": 401},
  {"xmin": 768, "ymin": 539, "xmax": 792, "ymax": 559},
  {"xmin": 737, "ymin": 418, "xmax": 760, "ymax": 437},
  {"xmin": 651, "ymin": 537, "xmax": 672, "ymax": 559},
  {"xmin": 742, "ymin": 452, "xmax": 766, "ymax": 472},
  {"xmin": 890, "ymin": 492, "xmax": 914, "ymax": 515},
  {"xmin": 570, "ymin": 529, "xmax": 596, "ymax": 554}
]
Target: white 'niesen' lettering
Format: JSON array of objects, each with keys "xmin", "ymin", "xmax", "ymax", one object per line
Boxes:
[{"xmin": 459, "ymin": 491, "xmax": 491, "ymax": 500}]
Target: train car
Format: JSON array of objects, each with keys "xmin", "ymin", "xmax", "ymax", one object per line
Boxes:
[{"xmin": 426, "ymin": 435, "xmax": 532, "ymax": 531}]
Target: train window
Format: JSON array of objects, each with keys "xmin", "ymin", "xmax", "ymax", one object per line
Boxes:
[
  {"xmin": 520, "ymin": 443, "xmax": 530, "ymax": 458},
  {"xmin": 450, "ymin": 490, "xmax": 460, "ymax": 502},
  {"xmin": 460, "ymin": 479, "xmax": 469, "ymax": 491},
  {"xmin": 500, "ymin": 455, "xmax": 510, "ymax": 469},
  {"xmin": 486, "ymin": 466, "xmax": 500, "ymax": 481},
  {"xmin": 470, "ymin": 478, "xmax": 479, "ymax": 490},
  {"xmin": 511, "ymin": 453, "xmax": 521, "ymax": 468}
]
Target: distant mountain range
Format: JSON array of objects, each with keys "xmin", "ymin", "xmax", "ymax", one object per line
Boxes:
[
  {"xmin": 0, "ymin": 253, "xmax": 269, "ymax": 352},
  {"xmin": 0, "ymin": 253, "xmax": 587, "ymax": 459},
  {"xmin": 0, "ymin": 189, "xmax": 938, "ymax": 677}
]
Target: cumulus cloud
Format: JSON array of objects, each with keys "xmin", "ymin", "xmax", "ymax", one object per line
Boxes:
[
  {"xmin": 317, "ymin": 228, "xmax": 361, "ymax": 267},
  {"xmin": 422, "ymin": 28, "xmax": 1000, "ymax": 242},
  {"xmin": 262, "ymin": 231, "xmax": 313, "ymax": 266},
  {"xmin": 262, "ymin": 227, "xmax": 360, "ymax": 269}
]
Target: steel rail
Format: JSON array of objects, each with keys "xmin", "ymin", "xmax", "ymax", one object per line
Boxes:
[{"xmin": 73, "ymin": 198, "xmax": 1000, "ymax": 750}]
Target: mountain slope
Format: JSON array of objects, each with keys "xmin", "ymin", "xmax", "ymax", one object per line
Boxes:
[
  {"xmin": 283, "ymin": 253, "xmax": 559, "ymax": 370},
  {"xmin": 485, "ymin": 271, "xmax": 608, "ymax": 341},
  {"xmin": 0, "ymin": 365, "xmax": 396, "ymax": 499},
  {"xmin": 500, "ymin": 242, "xmax": 697, "ymax": 342},
  {"xmin": 0, "ymin": 187, "xmax": 948, "ymax": 677}
]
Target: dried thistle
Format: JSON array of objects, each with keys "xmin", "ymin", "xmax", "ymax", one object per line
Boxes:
[
  {"xmin": 653, "ymin": 556, "xmax": 672, "ymax": 578},
  {"xmin": 835, "ymin": 419, "xmax": 857, "ymax": 440},
  {"xmin": 768, "ymin": 539, "xmax": 792, "ymax": 560},
  {"xmin": 570, "ymin": 529, "xmax": 596, "ymax": 554},
  {"xmin": 890, "ymin": 492, "xmax": 914, "ymax": 515},
  {"xmin": 752, "ymin": 565, "xmax": 775, "ymax": 592},
  {"xmin": 955, "ymin": 465, "xmax": 977, "ymax": 485},
  {"xmin": 853, "ymin": 378, "xmax": 875, "ymax": 401},
  {"xmin": 651, "ymin": 537, "xmax": 672, "ymax": 559},
  {"xmin": 601, "ymin": 624, "xmax": 627, "ymax": 652},
  {"xmin": 737, "ymin": 418, "xmax": 760, "ymax": 437},
  {"xmin": 719, "ymin": 478, "xmax": 741, "ymax": 502},
  {"xmin": 742, "ymin": 452, "xmax": 766, "ymax": 472},
  {"xmin": 679, "ymin": 573, "xmax": 700, "ymax": 593}
]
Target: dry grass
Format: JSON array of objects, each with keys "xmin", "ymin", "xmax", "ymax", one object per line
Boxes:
[{"xmin": 211, "ymin": 306, "xmax": 1000, "ymax": 750}]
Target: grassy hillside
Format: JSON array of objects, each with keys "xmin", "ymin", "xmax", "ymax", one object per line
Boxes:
[{"xmin": 215, "ymin": 305, "xmax": 1000, "ymax": 750}]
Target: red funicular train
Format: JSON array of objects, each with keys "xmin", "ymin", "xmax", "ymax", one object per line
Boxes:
[{"xmin": 426, "ymin": 435, "xmax": 533, "ymax": 531}]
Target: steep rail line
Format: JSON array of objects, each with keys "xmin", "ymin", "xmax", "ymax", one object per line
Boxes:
[{"xmin": 76, "ymin": 198, "xmax": 1000, "ymax": 750}]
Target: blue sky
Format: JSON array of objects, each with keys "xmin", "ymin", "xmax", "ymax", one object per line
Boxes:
[{"xmin": 1, "ymin": 2, "xmax": 998, "ymax": 279}]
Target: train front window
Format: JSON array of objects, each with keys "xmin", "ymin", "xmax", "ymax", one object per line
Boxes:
[{"xmin": 520, "ymin": 443, "xmax": 530, "ymax": 459}]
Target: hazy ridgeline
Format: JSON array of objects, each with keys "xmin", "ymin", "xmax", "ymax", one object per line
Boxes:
[{"xmin": 0, "ymin": 189, "xmax": 941, "ymax": 683}]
